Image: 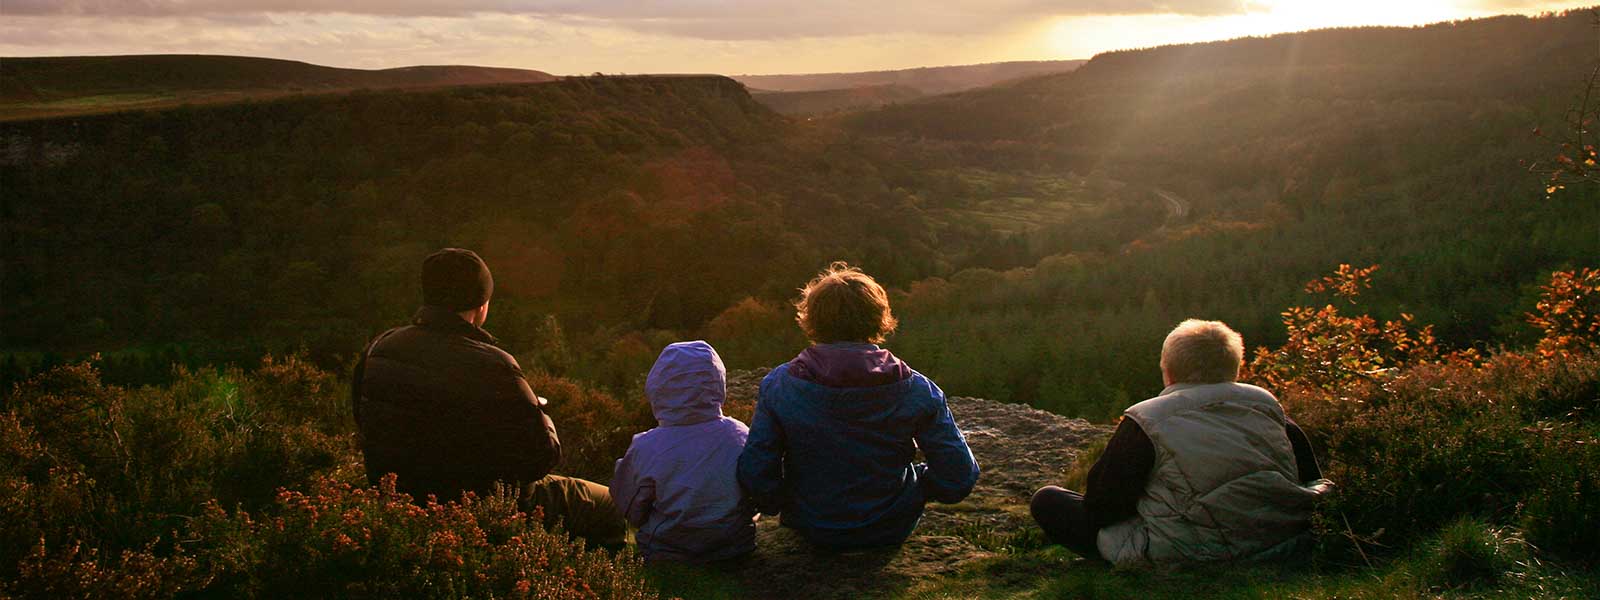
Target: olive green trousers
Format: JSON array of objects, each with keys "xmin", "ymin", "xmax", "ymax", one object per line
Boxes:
[{"xmin": 524, "ymin": 474, "xmax": 628, "ymax": 549}]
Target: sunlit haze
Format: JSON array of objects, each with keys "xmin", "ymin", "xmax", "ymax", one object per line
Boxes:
[{"xmin": 1, "ymin": 1, "xmax": 1591, "ymax": 75}]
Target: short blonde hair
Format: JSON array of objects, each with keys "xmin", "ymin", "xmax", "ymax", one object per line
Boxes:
[
  {"xmin": 795, "ymin": 261, "xmax": 898, "ymax": 344},
  {"xmin": 1160, "ymin": 319, "xmax": 1245, "ymax": 384}
]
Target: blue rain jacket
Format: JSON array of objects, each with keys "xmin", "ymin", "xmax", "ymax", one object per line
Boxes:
[
  {"xmin": 611, "ymin": 341, "xmax": 755, "ymax": 562},
  {"xmin": 736, "ymin": 361, "xmax": 979, "ymax": 547}
]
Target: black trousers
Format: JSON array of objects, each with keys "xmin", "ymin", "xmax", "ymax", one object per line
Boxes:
[{"xmin": 1030, "ymin": 486, "xmax": 1104, "ymax": 561}]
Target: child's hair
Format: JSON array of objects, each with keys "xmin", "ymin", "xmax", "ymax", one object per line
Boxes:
[
  {"xmin": 794, "ymin": 261, "xmax": 898, "ymax": 344},
  {"xmin": 1160, "ymin": 319, "xmax": 1245, "ymax": 384}
]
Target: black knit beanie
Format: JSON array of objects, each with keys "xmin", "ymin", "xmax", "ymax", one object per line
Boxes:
[{"xmin": 421, "ymin": 248, "xmax": 493, "ymax": 311}]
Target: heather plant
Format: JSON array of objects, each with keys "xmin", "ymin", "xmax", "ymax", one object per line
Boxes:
[
  {"xmin": 1, "ymin": 357, "xmax": 357, "ymax": 589},
  {"xmin": 187, "ymin": 475, "xmax": 658, "ymax": 599},
  {"xmin": 2, "ymin": 356, "xmax": 657, "ymax": 598},
  {"xmin": 11, "ymin": 540, "xmax": 204, "ymax": 600}
]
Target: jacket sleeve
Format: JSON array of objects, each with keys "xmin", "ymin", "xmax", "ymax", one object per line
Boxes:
[
  {"xmin": 915, "ymin": 386, "xmax": 979, "ymax": 504},
  {"xmin": 736, "ymin": 388, "xmax": 787, "ymax": 516},
  {"xmin": 350, "ymin": 331, "xmax": 390, "ymax": 430},
  {"xmin": 610, "ymin": 446, "xmax": 654, "ymax": 527},
  {"xmin": 1085, "ymin": 418, "xmax": 1155, "ymax": 530},
  {"xmin": 507, "ymin": 371, "xmax": 562, "ymax": 480},
  {"xmin": 471, "ymin": 359, "xmax": 562, "ymax": 484},
  {"xmin": 350, "ymin": 341, "xmax": 370, "ymax": 427},
  {"xmin": 1284, "ymin": 417, "xmax": 1322, "ymax": 482}
]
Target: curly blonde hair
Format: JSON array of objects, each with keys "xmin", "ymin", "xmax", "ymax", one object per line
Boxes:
[{"xmin": 795, "ymin": 261, "xmax": 898, "ymax": 344}]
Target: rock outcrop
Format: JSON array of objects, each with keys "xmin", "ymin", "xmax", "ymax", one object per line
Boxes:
[{"xmin": 715, "ymin": 369, "xmax": 1110, "ymax": 599}]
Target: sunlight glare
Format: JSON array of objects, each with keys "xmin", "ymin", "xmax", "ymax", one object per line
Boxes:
[{"xmin": 1047, "ymin": 0, "xmax": 1575, "ymax": 59}]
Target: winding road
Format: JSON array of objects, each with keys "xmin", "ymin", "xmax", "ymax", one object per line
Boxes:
[{"xmin": 1152, "ymin": 187, "xmax": 1191, "ymax": 221}]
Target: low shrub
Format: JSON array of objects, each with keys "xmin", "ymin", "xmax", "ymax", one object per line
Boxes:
[
  {"xmin": 1, "ymin": 357, "xmax": 658, "ymax": 598},
  {"xmin": 187, "ymin": 475, "xmax": 657, "ymax": 599},
  {"xmin": 1254, "ymin": 267, "xmax": 1600, "ymax": 564},
  {"xmin": 527, "ymin": 371, "xmax": 654, "ymax": 482}
]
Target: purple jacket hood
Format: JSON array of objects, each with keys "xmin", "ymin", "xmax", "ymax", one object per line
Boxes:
[
  {"xmin": 614, "ymin": 340, "xmax": 754, "ymax": 562},
  {"xmin": 789, "ymin": 342, "xmax": 911, "ymax": 388},
  {"xmin": 645, "ymin": 341, "xmax": 727, "ymax": 426}
]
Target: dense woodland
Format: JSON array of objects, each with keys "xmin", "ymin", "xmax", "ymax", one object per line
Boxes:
[{"xmin": 0, "ymin": 74, "xmax": 1163, "ymax": 393}]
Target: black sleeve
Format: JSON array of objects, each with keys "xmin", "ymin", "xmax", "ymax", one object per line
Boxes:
[
  {"xmin": 350, "ymin": 339, "xmax": 372, "ymax": 427},
  {"xmin": 1284, "ymin": 417, "xmax": 1322, "ymax": 482},
  {"xmin": 1084, "ymin": 418, "xmax": 1156, "ymax": 530},
  {"xmin": 505, "ymin": 369, "xmax": 562, "ymax": 480}
]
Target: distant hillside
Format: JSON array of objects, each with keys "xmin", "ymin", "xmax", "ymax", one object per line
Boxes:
[
  {"xmin": 844, "ymin": 10, "xmax": 1600, "ymax": 417},
  {"xmin": 1, "ymin": 73, "xmax": 1081, "ymax": 378},
  {"xmin": 734, "ymin": 59, "xmax": 1086, "ymax": 95},
  {"xmin": 0, "ymin": 54, "xmax": 558, "ymax": 120},
  {"xmin": 751, "ymin": 83, "xmax": 923, "ymax": 115}
]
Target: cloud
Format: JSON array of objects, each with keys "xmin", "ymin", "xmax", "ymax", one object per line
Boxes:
[{"xmin": 8, "ymin": 1, "xmax": 1256, "ymax": 39}]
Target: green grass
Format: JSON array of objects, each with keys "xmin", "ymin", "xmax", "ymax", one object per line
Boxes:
[
  {"xmin": 887, "ymin": 520, "xmax": 1600, "ymax": 600},
  {"xmin": 641, "ymin": 518, "xmax": 1598, "ymax": 599}
]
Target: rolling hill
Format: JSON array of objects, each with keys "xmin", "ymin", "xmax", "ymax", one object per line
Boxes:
[
  {"xmin": 733, "ymin": 59, "xmax": 1086, "ymax": 95},
  {"xmin": 0, "ymin": 54, "xmax": 558, "ymax": 120}
]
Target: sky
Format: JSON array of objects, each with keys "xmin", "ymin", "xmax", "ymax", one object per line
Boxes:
[{"xmin": 1, "ymin": 1, "xmax": 1590, "ymax": 75}]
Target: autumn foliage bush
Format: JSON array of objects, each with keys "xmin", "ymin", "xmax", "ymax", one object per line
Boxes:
[{"xmin": 1250, "ymin": 265, "xmax": 1600, "ymax": 565}]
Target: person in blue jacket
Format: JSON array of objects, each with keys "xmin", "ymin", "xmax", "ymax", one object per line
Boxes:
[{"xmin": 737, "ymin": 261, "xmax": 980, "ymax": 549}]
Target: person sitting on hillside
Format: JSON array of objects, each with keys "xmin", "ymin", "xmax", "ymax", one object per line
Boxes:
[
  {"xmin": 737, "ymin": 261, "xmax": 980, "ymax": 549},
  {"xmin": 1031, "ymin": 319, "xmax": 1333, "ymax": 568},
  {"xmin": 352, "ymin": 248, "xmax": 626, "ymax": 547},
  {"xmin": 611, "ymin": 341, "xmax": 757, "ymax": 563}
]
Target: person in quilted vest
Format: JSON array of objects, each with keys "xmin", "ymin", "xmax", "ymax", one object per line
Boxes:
[{"xmin": 1031, "ymin": 319, "xmax": 1333, "ymax": 568}]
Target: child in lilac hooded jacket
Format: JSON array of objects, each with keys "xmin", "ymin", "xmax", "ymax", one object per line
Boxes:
[{"xmin": 611, "ymin": 341, "xmax": 756, "ymax": 562}]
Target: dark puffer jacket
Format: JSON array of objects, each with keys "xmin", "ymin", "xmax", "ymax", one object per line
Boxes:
[{"xmin": 352, "ymin": 306, "xmax": 561, "ymax": 501}]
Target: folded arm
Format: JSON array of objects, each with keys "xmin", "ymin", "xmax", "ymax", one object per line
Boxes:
[
  {"xmin": 915, "ymin": 394, "xmax": 980, "ymax": 504},
  {"xmin": 736, "ymin": 394, "xmax": 788, "ymax": 515},
  {"xmin": 482, "ymin": 366, "xmax": 562, "ymax": 482},
  {"xmin": 610, "ymin": 450, "xmax": 655, "ymax": 527}
]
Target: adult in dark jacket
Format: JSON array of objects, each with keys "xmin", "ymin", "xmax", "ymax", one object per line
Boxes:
[
  {"xmin": 352, "ymin": 248, "xmax": 625, "ymax": 546},
  {"xmin": 737, "ymin": 262, "xmax": 979, "ymax": 548}
]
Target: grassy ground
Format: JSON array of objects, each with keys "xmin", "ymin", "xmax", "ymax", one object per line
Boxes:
[
  {"xmin": 890, "ymin": 529, "xmax": 1600, "ymax": 600},
  {"xmin": 647, "ymin": 520, "xmax": 1600, "ymax": 599}
]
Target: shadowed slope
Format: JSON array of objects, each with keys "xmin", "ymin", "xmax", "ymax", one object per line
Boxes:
[{"xmin": 0, "ymin": 54, "xmax": 558, "ymax": 120}]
